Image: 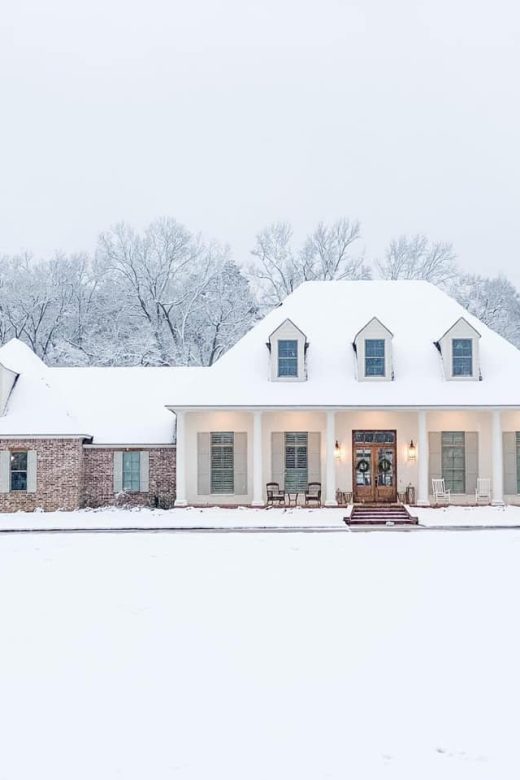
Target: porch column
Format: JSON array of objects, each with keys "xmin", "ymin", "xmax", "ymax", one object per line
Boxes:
[
  {"xmin": 252, "ymin": 411, "xmax": 264, "ymax": 507},
  {"xmin": 491, "ymin": 409, "xmax": 504, "ymax": 505},
  {"xmin": 174, "ymin": 410, "xmax": 187, "ymax": 507},
  {"xmin": 325, "ymin": 410, "xmax": 338, "ymax": 506},
  {"xmin": 417, "ymin": 410, "xmax": 429, "ymax": 506}
]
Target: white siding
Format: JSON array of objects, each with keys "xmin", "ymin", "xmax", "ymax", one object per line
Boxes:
[
  {"xmin": 268, "ymin": 319, "xmax": 307, "ymax": 382},
  {"xmin": 354, "ymin": 318, "xmax": 393, "ymax": 382},
  {"xmin": 439, "ymin": 317, "xmax": 480, "ymax": 381}
]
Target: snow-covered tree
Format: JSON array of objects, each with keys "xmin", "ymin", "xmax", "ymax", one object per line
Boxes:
[
  {"xmin": 96, "ymin": 218, "xmax": 257, "ymax": 365},
  {"xmin": 451, "ymin": 274, "xmax": 520, "ymax": 349},
  {"xmin": 249, "ymin": 218, "xmax": 369, "ymax": 307},
  {"xmin": 377, "ymin": 234, "xmax": 457, "ymax": 287}
]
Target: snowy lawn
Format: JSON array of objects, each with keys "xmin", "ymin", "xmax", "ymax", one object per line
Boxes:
[
  {"xmin": 1, "ymin": 527, "xmax": 520, "ymax": 779},
  {"xmin": 2, "ymin": 504, "xmax": 520, "ymax": 530}
]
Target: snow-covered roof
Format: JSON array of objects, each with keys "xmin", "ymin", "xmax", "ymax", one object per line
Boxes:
[
  {"xmin": 50, "ymin": 366, "xmax": 199, "ymax": 444},
  {"xmin": 0, "ymin": 339, "xmax": 201, "ymax": 443},
  {"xmin": 0, "ymin": 340, "xmax": 88, "ymax": 437},
  {"xmin": 166, "ymin": 280, "xmax": 520, "ymax": 408}
]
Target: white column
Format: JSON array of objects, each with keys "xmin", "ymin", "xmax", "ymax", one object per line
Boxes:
[
  {"xmin": 417, "ymin": 410, "xmax": 429, "ymax": 506},
  {"xmin": 491, "ymin": 409, "xmax": 504, "ymax": 506},
  {"xmin": 252, "ymin": 411, "xmax": 264, "ymax": 507},
  {"xmin": 174, "ymin": 410, "xmax": 187, "ymax": 507},
  {"xmin": 325, "ymin": 410, "xmax": 338, "ymax": 506}
]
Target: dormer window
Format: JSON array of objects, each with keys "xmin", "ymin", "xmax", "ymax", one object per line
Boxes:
[
  {"xmin": 437, "ymin": 318, "xmax": 481, "ymax": 381},
  {"xmin": 452, "ymin": 339, "xmax": 473, "ymax": 376},
  {"xmin": 353, "ymin": 318, "xmax": 393, "ymax": 382},
  {"xmin": 268, "ymin": 319, "xmax": 308, "ymax": 382},
  {"xmin": 365, "ymin": 339, "xmax": 385, "ymax": 377},
  {"xmin": 278, "ymin": 340, "xmax": 298, "ymax": 377}
]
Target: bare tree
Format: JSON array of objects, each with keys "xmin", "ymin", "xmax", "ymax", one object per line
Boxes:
[
  {"xmin": 249, "ymin": 222, "xmax": 302, "ymax": 307},
  {"xmin": 249, "ymin": 218, "xmax": 367, "ymax": 308},
  {"xmin": 452, "ymin": 274, "xmax": 520, "ymax": 348},
  {"xmin": 377, "ymin": 234, "xmax": 457, "ymax": 287},
  {"xmin": 301, "ymin": 219, "xmax": 368, "ymax": 281}
]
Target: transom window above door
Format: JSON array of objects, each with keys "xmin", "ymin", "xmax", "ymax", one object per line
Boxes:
[
  {"xmin": 354, "ymin": 430, "xmax": 395, "ymax": 444},
  {"xmin": 365, "ymin": 339, "xmax": 385, "ymax": 377}
]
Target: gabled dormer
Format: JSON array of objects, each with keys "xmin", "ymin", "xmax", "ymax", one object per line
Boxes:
[
  {"xmin": 267, "ymin": 319, "xmax": 308, "ymax": 382},
  {"xmin": 0, "ymin": 361, "xmax": 18, "ymax": 415},
  {"xmin": 436, "ymin": 317, "xmax": 481, "ymax": 381},
  {"xmin": 353, "ymin": 317, "xmax": 394, "ymax": 381}
]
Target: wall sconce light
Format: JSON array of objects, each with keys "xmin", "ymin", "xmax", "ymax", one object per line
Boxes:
[
  {"xmin": 407, "ymin": 439, "xmax": 416, "ymax": 462},
  {"xmin": 335, "ymin": 440, "xmax": 341, "ymax": 460}
]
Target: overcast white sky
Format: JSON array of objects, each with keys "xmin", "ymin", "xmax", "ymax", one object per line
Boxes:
[{"xmin": 1, "ymin": 0, "xmax": 519, "ymax": 284}]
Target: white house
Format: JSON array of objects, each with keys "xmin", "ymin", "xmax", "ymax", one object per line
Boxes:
[
  {"xmin": 168, "ymin": 280, "xmax": 520, "ymax": 508},
  {"xmin": 1, "ymin": 279, "xmax": 520, "ymax": 512}
]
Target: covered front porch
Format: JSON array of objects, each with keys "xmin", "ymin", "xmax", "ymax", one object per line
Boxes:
[{"xmin": 173, "ymin": 407, "xmax": 520, "ymax": 507}]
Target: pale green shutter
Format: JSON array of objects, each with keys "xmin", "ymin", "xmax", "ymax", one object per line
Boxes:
[
  {"xmin": 139, "ymin": 451, "xmax": 149, "ymax": 493},
  {"xmin": 113, "ymin": 451, "xmax": 123, "ymax": 493},
  {"xmin": 233, "ymin": 432, "xmax": 247, "ymax": 495},
  {"xmin": 308, "ymin": 432, "xmax": 321, "ymax": 483},
  {"xmin": 503, "ymin": 432, "xmax": 518, "ymax": 495},
  {"xmin": 27, "ymin": 450, "xmax": 37, "ymax": 493},
  {"xmin": 197, "ymin": 433, "xmax": 211, "ymax": 495},
  {"xmin": 271, "ymin": 432, "xmax": 284, "ymax": 488},
  {"xmin": 429, "ymin": 432, "xmax": 442, "ymax": 491},
  {"xmin": 464, "ymin": 432, "xmax": 478, "ymax": 495},
  {"xmin": 0, "ymin": 451, "xmax": 10, "ymax": 493}
]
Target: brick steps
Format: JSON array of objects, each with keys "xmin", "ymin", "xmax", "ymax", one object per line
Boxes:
[{"xmin": 346, "ymin": 504, "xmax": 418, "ymax": 526}]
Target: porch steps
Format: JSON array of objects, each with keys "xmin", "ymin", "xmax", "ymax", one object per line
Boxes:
[{"xmin": 346, "ymin": 504, "xmax": 418, "ymax": 526}]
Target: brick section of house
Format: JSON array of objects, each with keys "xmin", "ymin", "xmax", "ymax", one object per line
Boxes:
[
  {"xmin": 82, "ymin": 447, "xmax": 176, "ymax": 509},
  {"xmin": 0, "ymin": 440, "xmax": 176, "ymax": 512},
  {"xmin": 0, "ymin": 438, "xmax": 84, "ymax": 512}
]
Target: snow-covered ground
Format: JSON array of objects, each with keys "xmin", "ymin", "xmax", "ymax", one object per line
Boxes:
[
  {"xmin": 1, "ymin": 524, "xmax": 520, "ymax": 778},
  {"xmin": 1, "ymin": 504, "xmax": 520, "ymax": 531}
]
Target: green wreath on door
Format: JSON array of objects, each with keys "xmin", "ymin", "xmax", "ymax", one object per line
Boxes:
[{"xmin": 378, "ymin": 457, "xmax": 392, "ymax": 473}]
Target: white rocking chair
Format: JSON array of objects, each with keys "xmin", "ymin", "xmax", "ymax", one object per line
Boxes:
[
  {"xmin": 432, "ymin": 478, "xmax": 450, "ymax": 504},
  {"xmin": 475, "ymin": 478, "xmax": 491, "ymax": 504}
]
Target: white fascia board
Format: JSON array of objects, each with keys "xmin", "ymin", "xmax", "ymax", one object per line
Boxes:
[
  {"xmin": 84, "ymin": 443, "xmax": 176, "ymax": 448},
  {"xmin": 165, "ymin": 404, "xmax": 520, "ymax": 413},
  {"xmin": 0, "ymin": 433, "xmax": 92, "ymax": 439}
]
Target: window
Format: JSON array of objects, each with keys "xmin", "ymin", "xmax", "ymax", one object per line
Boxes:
[
  {"xmin": 452, "ymin": 339, "xmax": 473, "ymax": 376},
  {"xmin": 365, "ymin": 339, "xmax": 385, "ymax": 377},
  {"xmin": 10, "ymin": 451, "xmax": 28, "ymax": 491},
  {"xmin": 122, "ymin": 451, "xmax": 140, "ymax": 492},
  {"xmin": 285, "ymin": 432, "xmax": 308, "ymax": 490},
  {"xmin": 442, "ymin": 432, "xmax": 465, "ymax": 493},
  {"xmin": 278, "ymin": 340, "xmax": 298, "ymax": 377},
  {"xmin": 211, "ymin": 432, "xmax": 234, "ymax": 494}
]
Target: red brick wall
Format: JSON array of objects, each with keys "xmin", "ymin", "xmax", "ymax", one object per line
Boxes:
[
  {"xmin": 82, "ymin": 447, "xmax": 176, "ymax": 509},
  {"xmin": 0, "ymin": 440, "xmax": 176, "ymax": 512},
  {"xmin": 0, "ymin": 438, "xmax": 84, "ymax": 512}
]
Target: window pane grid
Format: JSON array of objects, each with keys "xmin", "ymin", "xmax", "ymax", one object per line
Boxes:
[
  {"xmin": 10, "ymin": 451, "xmax": 28, "ymax": 492},
  {"xmin": 365, "ymin": 339, "xmax": 385, "ymax": 377},
  {"xmin": 122, "ymin": 451, "xmax": 140, "ymax": 492},
  {"xmin": 442, "ymin": 431, "xmax": 465, "ymax": 493},
  {"xmin": 278, "ymin": 340, "xmax": 298, "ymax": 377},
  {"xmin": 452, "ymin": 339, "xmax": 473, "ymax": 376},
  {"xmin": 211, "ymin": 432, "xmax": 234, "ymax": 494}
]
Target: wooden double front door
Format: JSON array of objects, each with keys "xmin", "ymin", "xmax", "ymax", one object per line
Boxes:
[{"xmin": 352, "ymin": 430, "xmax": 397, "ymax": 503}]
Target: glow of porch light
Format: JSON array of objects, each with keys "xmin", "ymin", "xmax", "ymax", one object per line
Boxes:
[{"xmin": 407, "ymin": 439, "xmax": 417, "ymax": 461}]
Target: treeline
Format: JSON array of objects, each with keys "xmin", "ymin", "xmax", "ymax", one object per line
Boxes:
[{"xmin": 1, "ymin": 217, "xmax": 519, "ymax": 365}]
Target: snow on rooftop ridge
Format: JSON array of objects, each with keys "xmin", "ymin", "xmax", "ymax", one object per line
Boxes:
[
  {"xmin": 0, "ymin": 338, "xmax": 47, "ymax": 375},
  {"xmin": 211, "ymin": 279, "xmax": 495, "ymax": 371}
]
